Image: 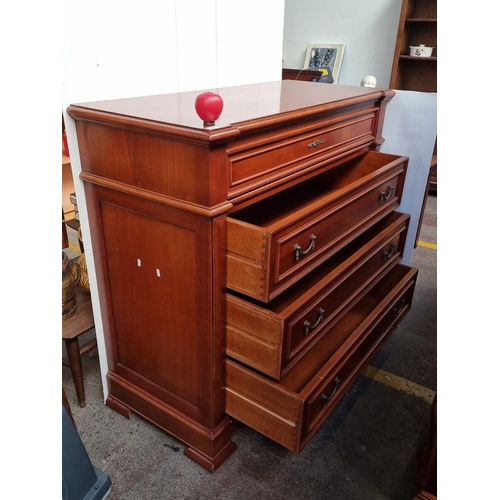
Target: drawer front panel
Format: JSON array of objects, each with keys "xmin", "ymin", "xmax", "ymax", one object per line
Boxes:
[
  {"xmin": 287, "ymin": 226, "xmax": 406, "ymax": 362},
  {"xmin": 228, "ymin": 113, "xmax": 376, "ymax": 197},
  {"xmin": 224, "ymin": 264, "xmax": 418, "ymax": 453},
  {"xmin": 275, "ymin": 170, "xmax": 404, "ymax": 284},
  {"xmin": 303, "ymin": 268, "xmax": 417, "ymax": 438}
]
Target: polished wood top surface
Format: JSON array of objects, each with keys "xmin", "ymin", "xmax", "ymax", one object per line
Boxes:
[{"xmin": 68, "ymin": 81, "xmax": 394, "ymax": 140}]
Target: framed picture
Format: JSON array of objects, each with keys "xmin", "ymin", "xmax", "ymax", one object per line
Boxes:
[{"xmin": 303, "ymin": 44, "xmax": 346, "ymax": 84}]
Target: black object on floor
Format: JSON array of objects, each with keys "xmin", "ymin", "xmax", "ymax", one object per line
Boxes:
[{"xmin": 62, "ymin": 406, "xmax": 112, "ymax": 500}]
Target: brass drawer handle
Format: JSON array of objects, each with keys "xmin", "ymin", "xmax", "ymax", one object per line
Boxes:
[
  {"xmin": 379, "ymin": 186, "xmax": 395, "ymax": 203},
  {"xmin": 321, "ymin": 377, "xmax": 341, "ymax": 407},
  {"xmin": 294, "ymin": 234, "xmax": 317, "ymax": 260},
  {"xmin": 382, "ymin": 243, "xmax": 397, "ymax": 262},
  {"xmin": 307, "ymin": 139, "xmax": 326, "ymax": 148},
  {"xmin": 304, "ymin": 307, "xmax": 325, "ymax": 336},
  {"xmin": 392, "ymin": 298, "xmax": 406, "ymax": 316}
]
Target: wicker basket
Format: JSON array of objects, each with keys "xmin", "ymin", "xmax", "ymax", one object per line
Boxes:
[
  {"xmin": 72, "ymin": 253, "xmax": 91, "ymax": 293},
  {"xmin": 62, "ymin": 251, "xmax": 78, "ymax": 320}
]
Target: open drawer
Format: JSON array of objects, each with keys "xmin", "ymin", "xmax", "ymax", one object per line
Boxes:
[
  {"xmin": 224, "ymin": 264, "xmax": 418, "ymax": 453},
  {"xmin": 226, "ymin": 211, "xmax": 410, "ymax": 379},
  {"xmin": 226, "ymin": 151, "xmax": 408, "ymax": 302}
]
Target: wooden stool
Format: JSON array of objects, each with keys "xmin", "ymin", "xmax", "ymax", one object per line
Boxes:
[{"xmin": 62, "ymin": 286, "xmax": 96, "ymax": 407}]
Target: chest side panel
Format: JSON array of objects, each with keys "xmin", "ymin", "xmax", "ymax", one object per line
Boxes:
[{"xmin": 91, "ymin": 189, "xmax": 217, "ymax": 423}]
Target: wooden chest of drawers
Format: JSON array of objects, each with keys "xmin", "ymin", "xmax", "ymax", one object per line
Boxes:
[{"xmin": 67, "ymin": 80, "xmax": 417, "ymax": 472}]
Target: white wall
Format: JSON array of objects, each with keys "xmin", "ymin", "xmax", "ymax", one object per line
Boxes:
[
  {"xmin": 380, "ymin": 91, "xmax": 437, "ymax": 265},
  {"xmin": 62, "ymin": 0, "xmax": 286, "ymax": 102},
  {"xmin": 282, "ymin": 0, "xmax": 402, "ymax": 87},
  {"xmin": 62, "ymin": 0, "xmax": 286, "ymax": 400}
]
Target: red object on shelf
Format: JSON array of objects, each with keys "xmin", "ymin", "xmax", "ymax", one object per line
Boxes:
[{"xmin": 195, "ymin": 92, "xmax": 223, "ymax": 126}]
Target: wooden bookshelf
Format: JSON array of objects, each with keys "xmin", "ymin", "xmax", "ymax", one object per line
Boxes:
[{"xmin": 390, "ymin": 0, "xmax": 437, "ymax": 93}]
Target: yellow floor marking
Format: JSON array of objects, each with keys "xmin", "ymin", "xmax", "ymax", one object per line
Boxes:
[
  {"xmin": 417, "ymin": 240, "xmax": 437, "ymax": 250},
  {"xmin": 362, "ymin": 365, "xmax": 436, "ymax": 405}
]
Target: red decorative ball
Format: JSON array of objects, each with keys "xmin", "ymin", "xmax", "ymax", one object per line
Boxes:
[{"xmin": 195, "ymin": 91, "xmax": 223, "ymax": 126}]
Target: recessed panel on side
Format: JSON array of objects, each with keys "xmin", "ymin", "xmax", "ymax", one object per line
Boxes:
[{"xmin": 101, "ymin": 203, "xmax": 200, "ymax": 408}]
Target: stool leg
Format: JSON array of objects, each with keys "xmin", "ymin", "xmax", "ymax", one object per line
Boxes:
[{"xmin": 65, "ymin": 338, "xmax": 86, "ymax": 408}]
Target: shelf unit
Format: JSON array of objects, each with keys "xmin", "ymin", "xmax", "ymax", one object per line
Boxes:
[{"xmin": 390, "ymin": 0, "xmax": 437, "ymax": 93}]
